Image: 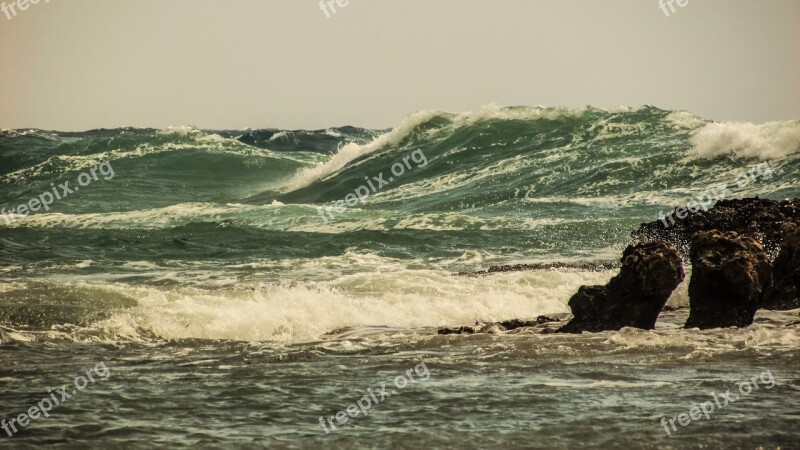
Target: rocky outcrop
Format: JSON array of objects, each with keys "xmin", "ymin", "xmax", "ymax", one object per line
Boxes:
[
  {"xmin": 632, "ymin": 198, "xmax": 800, "ymax": 257},
  {"xmin": 685, "ymin": 231, "xmax": 771, "ymax": 329},
  {"xmin": 762, "ymin": 229, "xmax": 800, "ymax": 310},
  {"xmin": 441, "ymin": 198, "xmax": 798, "ymax": 337},
  {"xmin": 557, "ymin": 242, "xmax": 685, "ymax": 333}
]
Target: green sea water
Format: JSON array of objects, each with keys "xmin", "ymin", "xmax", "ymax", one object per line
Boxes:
[{"xmin": 1, "ymin": 106, "xmax": 799, "ymax": 448}]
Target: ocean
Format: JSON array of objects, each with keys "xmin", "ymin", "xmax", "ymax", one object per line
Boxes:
[{"xmin": 1, "ymin": 105, "xmax": 799, "ymax": 449}]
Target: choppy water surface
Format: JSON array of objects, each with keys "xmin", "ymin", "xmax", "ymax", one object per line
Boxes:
[{"xmin": 1, "ymin": 106, "xmax": 799, "ymax": 448}]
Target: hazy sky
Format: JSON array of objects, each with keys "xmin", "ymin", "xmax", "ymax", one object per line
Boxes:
[{"xmin": 0, "ymin": 0, "xmax": 798, "ymax": 131}]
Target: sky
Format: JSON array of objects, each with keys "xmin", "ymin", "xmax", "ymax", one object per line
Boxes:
[{"xmin": 0, "ymin": 0, "xmax": 798, "ymax": 131}]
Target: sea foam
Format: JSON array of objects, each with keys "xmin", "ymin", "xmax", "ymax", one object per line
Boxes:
[{"xmin": 690, "ymin": 120, "xmax": 800, "ymax": 160}]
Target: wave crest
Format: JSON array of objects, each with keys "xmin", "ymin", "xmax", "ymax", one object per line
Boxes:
[
  {"xmin": 690, "ymin": 120, "xmax": 800, "ymax": 160},
  {"xmin": 283, "ymin": 110, "xmax": 445, "ymax": 191}
]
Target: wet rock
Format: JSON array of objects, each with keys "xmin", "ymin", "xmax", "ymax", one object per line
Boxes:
[
  {"xmin": 455, "ymin": 262, "xmax": 617, "ymax": 277},
  {"xmin": 685, "ymin": 231, "xmax": 771, "ymax": 329},
  {"xmin": 437, "ymin": 325, "xmax": 479, "ymax": 335},
  {"xmin": 761, "ymin": 230, "xmax": 800, "ymax": 310},
  {"xmin": 497, "ymin": 317, "xmax": 560, "ymax": 330},
  {"xmin": 632, "ymin": 198, "xmax": 800, "ymax": 257},
  {"xmin": 437, "ymin": 315, "xmax": 560, "ymax": 335},
  {"xmin": 557, "ymin": 242, "xmax": 685, "ymax": 333}
]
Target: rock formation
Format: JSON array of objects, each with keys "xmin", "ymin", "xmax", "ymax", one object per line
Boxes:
[
  {"xmin": 761, "ymin": 229, "xmax": 800, "ymax": 310},
  {"xmin": 685, "ymin": 231, "xmax": 772, "ymax": 329},
  {"xmin": 632, "ymin": 198, "xmax": 800, "ymax": 257},
  {"xmin": 441, "ymin": 198, "xmax": 799, "ymax": 337},
  {"xmin": 557, "ymin": 242, "xmax": 685, "ymax": 333}
]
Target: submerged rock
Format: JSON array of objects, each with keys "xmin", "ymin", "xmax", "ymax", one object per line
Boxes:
[
  {"xmin": 437, "ymin": 315, "xmax": 560, "ymax": 335},
  {"xmin": 762, "ymin": 229, "xmax": 800, "ymax": 310},
  {"xmin": 557, "ymin": 242, "xmax": 685, "ymax": 333},
  {"xmin": 455, "ymin": 262, "xmax": 616, "ymax": 277},
  {"xmin": 685, "ymin": 231, "xmax": 771, "ymax": 329}
]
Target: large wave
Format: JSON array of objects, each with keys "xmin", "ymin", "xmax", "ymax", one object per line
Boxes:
[
  {"xmin": 2, "ymin": 106, "xmax": 799, "ymax": 344},
  {"xmin": 276, "ymin": 106, "xmax": 799, "ymax": 210},
  {"xmin": 3, "ymin": 106, "xmax": 798, "ymax": 231}
]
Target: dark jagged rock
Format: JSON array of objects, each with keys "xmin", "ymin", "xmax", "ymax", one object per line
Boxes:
[
  {"xmin": 685, "ymin": 231, "xmax": 771, "ymax": 329},
  {"xmin": 455, "ymin": 262, "xmax": 617, "ymax": 277},
  {"xmin": 762, "ymin": 230, "xmax": 800, "ymax": 310},
  {"xmin": 437, "ymin": 315, "xmax": 560, "ymax": 335},
  {"xmin": 557, "ymin": 242, "xmax": 685, "ymax": 333},
  {"xmin": 448, "ymin": 198, "xmax": 798, "ymax": 335},
  {"xmin": 497, "ymin": 316, "xmax": 560, "ymax": 330},
  {"xmin": 632, "ymin": 198, "xmax": 800, "ymax": 257},
  {"xmin": 438, "ymin": 325, "xmax": 479, "ymax": 335}
]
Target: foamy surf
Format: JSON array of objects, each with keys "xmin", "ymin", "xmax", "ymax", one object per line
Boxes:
[
  {"xmin": 690, "ymin": 120, "xmax": 800, "ymax": 160},
  {"xmin": 8, "ymin": 268, "xmax": 609, "ymax": 343}
]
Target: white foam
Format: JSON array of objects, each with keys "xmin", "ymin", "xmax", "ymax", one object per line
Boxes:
[
  {"xmin": 158, "ymin": 125, "xmax": 202, "ymax": 136},
  {"xmin": 689, "ymin": 120, "xmax": 800, "ymax": 160},
  {"xmin": 269, "ymin": 131, "xmax": 290, "ymax": 141},
  {"xmin": 94, "ymin": 268, "xmax": 612, "ymax": 343},
  {"xmin": 665, "ymin": 111, "xmax": 707, "ymax": 129},
  {"xmin": 0, "ymin": 202, "xmax": 252, "ymax": 229}
]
